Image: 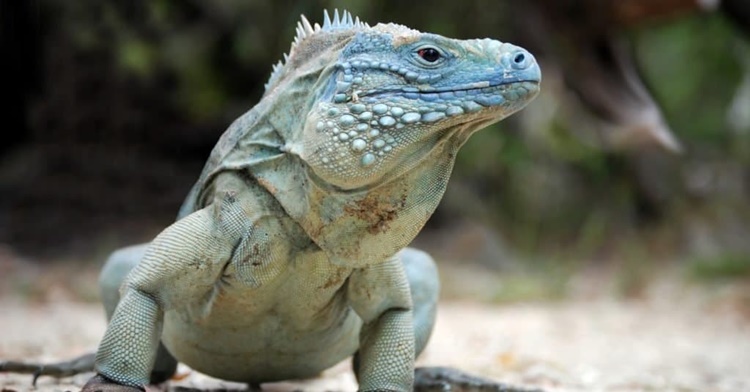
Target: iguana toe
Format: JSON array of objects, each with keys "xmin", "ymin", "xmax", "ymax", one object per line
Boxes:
[{"xmin": 81, "ymin": 374, "xmax": 146, "ymax": 392}]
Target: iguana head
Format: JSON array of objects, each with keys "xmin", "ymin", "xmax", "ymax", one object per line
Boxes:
[{"xmin": 266, "ymin": 10, "xmax": 541, "ymax": 190}]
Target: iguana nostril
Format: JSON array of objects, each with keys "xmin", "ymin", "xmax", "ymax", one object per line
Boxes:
[{"xmin": 514, "ymin": 53, "xmax": 525, "ymax": 64}]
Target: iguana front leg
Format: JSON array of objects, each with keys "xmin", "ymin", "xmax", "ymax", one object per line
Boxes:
[
  {"xmin": 348, "ymin": 257, "xmax": 415, "ymax": 391},
  {"xmin": 84, "ymin": 194, "xmax": 245, "ymax": 391}
]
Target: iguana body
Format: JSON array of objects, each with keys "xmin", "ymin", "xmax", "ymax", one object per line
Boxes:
[{"xmin": 6, "ymin": 10, "xmax": 540, "ymax": 391}]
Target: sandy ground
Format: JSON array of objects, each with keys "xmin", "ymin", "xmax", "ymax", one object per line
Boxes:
[
  {"xmin": 1, "ymin": 243, "xmax": 748, "ymax": 392},
  {"xmin": 2, "ymin": 282, "xmax": 749, "ymax": 392}
]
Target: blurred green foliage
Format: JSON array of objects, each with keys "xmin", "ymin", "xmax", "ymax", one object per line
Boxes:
[
  {"xmin": 638, "ymin": 15, "xmax": 744, "ymax": 145},
  {"xmin": 688, "ymin": 253, "xmax": 750, "ymax": 280}
]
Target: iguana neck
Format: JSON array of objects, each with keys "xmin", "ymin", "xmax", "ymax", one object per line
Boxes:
[
  {"xmin": 250, "ymin": 134, "xmax": 464, "ymax": 268},
  {"xmin": 180, "ymin": 105, "xmax": 462, "ymax": 269}
]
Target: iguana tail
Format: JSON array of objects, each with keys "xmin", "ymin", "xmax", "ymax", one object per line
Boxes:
[{"xmin": 0, "ymin": 352, "xmax": 95, "ymax": 386}]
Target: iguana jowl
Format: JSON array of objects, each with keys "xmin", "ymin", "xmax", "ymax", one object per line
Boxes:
[{"xmin": 9, "ymin": 10, "xmax": 541, "ymax": 392}]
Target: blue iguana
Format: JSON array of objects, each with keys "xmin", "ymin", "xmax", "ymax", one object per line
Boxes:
[{"xmin": 2, "ymin": 10, "xmax": 541, "ymax": 392}]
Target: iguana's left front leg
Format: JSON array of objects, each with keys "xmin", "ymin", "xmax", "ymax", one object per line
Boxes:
[{"xmin": 348, "ymin": 257, "xmax": 416, "ymax": 392}]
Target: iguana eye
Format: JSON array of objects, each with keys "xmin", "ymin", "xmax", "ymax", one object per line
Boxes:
[{"xmin": 417, "ymin": 47, "xmax": 441, "ymax": 63}]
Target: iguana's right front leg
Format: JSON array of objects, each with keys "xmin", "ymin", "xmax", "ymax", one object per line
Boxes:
[
  {"xmin": 84, "ymin": 197, "xmax": 245, "ymax": 391},
  {"xmin": 92, "ymin": 281, "xmax": 163, "ymax": 388},
  {"xmin": 99, "ymin": 244, "xmax": 178, "ymax": 384}
]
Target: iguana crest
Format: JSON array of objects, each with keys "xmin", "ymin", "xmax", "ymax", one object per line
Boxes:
[{"xmin": 264, "ymin": 9, "xmax": 369, "ymax": 92}]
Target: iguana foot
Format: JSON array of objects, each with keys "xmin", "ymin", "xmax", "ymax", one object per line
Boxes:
[
  {"xmin": 0, "ymin": 352, "xmax": 95, "ymax": 386},
  {"xmin": 414, "ymin": 367, "xmax": 544, "ymax": 392},
  {"xmin": 81, "ymin": 374, "xmax": 146, "ymax": 392}
]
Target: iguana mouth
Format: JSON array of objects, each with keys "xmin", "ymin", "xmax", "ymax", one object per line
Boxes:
[{"xmin": 360, "ymin": 80, "xmax": 539, "ymax": 101}]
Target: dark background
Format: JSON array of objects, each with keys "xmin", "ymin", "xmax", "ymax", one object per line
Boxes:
[{"xmin": 2, "ymin": 1, "xmax": 749, "ymax": 286}]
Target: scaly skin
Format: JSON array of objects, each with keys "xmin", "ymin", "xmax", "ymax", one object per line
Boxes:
[{"xmin": 3, "ymin": 10, "xmax": 541, "ymax": 392}]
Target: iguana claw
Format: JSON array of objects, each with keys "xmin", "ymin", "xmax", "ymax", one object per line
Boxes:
[{"xmin": 81, "ymin": 374, "xmax": 146, "ymax": 392}]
